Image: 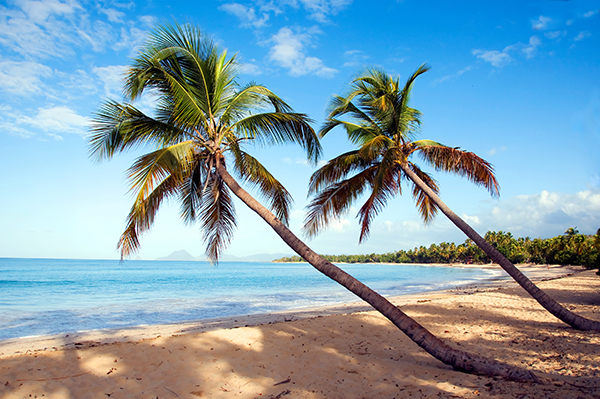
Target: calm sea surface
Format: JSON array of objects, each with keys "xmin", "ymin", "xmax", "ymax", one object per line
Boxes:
[{"xmin": 0, "ymin": 258, "xmax": 504, "ymax": 340}]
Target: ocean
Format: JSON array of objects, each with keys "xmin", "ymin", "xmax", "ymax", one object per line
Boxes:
[{"xmin": 0, "ymin": 258, "xmax": 504, "ymax": 340}]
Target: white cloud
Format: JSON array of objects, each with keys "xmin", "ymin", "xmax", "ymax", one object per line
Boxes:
[
  {"xmin": 267, "ymin": 27, "xmax": 337, "ymax": 77},
  {"xmin": 472, "ymin": 49, "xmax": 513, "ymax": 68},
  {"xmin": 99, "ymin": 7, "xmax": 126, "ymax": 23},
  {"xmin": 383, "ymin": 220, "xmax": 394, "ymax": 232},
  {"xmin": 574, "ymin": 31, "xmax": 591, "ymax": 42},
  {"xmin": 93, "ymin": 65, "xmax": 127, "ymax": 97},
  {"xmin": 0, "ymin": 0, "xmax": 124, "ymax": 58},
  {"xmin": 219, "ymin": 3, "xmax": 269, "ymax": 28},
  {"xmin": 583, "ymin": 10, "xmax": 598, "ymax": 18},
  {"xmin": 17, "ymin": 105, "xmax": 90, "ymax": 137},
  {"xmin": 531, "ymin": 15, "xmax": 552, "ymax": 31},
  {"xmin": 475, "ymin": 190, "xmax": 600, "ymax": 238},
  {"xmin": 294, "ymin": 0, "xmax": 353, "ymax": 23},
  {"xmin": 113, "ymin": 25, "xmax": 149, "ymax": 54},
  {"xmin": 487, "ymin": 146, "xmax": 507, "ymax": 156},
  {"xmin": 522, "ymin": 36, "xmax": 541, "ymax": 59},
  {"xmin": 0, "ymin": 58, "xmax": 52, "ymax": 95},
  {"xmin": 473, "ymin": 35, "xmax": 544, "ymax": 67},
  {"xmin": 545, "ymin": 30, "xmax": 566, "ymax": 40},
  {"xmin": 329, "ymin": 217, "xmax": 351, "ymax": 232},
  {"xmin": 342, "ymin": 49, "xmax": 369, "ymax": 68},
  {"xmin": 432, "ymin": 65, "xmax": 473, "ymax": 85},
  {"xmin": 240, "ymin": 62, "xmax": 263, "ymax": 75},
  {"xmin": 462, "ymin": 214, "xmax": 480, "ymax": 225}
]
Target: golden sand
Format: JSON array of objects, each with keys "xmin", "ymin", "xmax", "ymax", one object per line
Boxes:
[{"xmin": 1, "ymin": 265, "xmax": 598, "ymax": 398}]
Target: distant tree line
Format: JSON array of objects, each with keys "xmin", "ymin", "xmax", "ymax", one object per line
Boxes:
[{"xmin": 274, "ymin": 228, "xmax": 600, "ymax": 273}]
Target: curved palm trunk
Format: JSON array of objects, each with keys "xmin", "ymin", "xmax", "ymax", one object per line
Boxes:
[
  {"xmin": 400, "ymin": 163, "xmax": 600, "ymax": 331},
  {"xmin": 215, "ymin": 155, "xmax": 537, "ymax": 382}
]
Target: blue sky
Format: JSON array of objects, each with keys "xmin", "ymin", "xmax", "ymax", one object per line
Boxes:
[{"xmin": 1, "ymin": 0, "xmax": 599, "ymax": 260}]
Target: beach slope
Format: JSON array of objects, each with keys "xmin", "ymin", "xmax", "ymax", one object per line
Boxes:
[{"xmin": 1, "ymin": 266, "xmax": 599, "ymax": 398}]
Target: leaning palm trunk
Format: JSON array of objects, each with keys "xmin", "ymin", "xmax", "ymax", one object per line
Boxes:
[
  {"xmin": 216, "ymin": 154, "xmax": 537, "ymax": 382},
  {"xmin": 400, "ymin": 164, "xmax": 600, "ymax": 332}
]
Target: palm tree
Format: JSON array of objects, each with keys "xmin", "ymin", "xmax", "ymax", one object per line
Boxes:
[
  {"xmin": 89, "ymin": 24, "xmax": 536, "ymax": 381},
  {"xmin": 304, "ymin": 64, "xmax": 600, "ymax": 331}
]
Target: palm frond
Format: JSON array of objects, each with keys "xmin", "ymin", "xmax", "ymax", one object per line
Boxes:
[
  {"xmin": 89, "ymin": 101, "xmax": 188, "ymax": 161},
  {"xmin": 232, "ymin": 112, "xmax": 321, "ymax": 164},
  {"xmin": 357, "ymin": 134, "xmax": 395, "ymax": 161},
  {"xmin": 357, "ymin": 165, "xmax": 400, "ymax": 243},
  {"xmin": 304, "ymin": 166, "xmax": 378, "ymax": 239},
  {"xmin": 200, "ymin": 171, "xmax": 237, "ymax": 262},
  {"xmin": 179, "ymin": 154, "xmax": 210, "ymax": 224},
  {"xmin": 232, "ymin": 148, "xmax": 293, "ymax": 225},
  {"xmin": 126, "ymin": 141, "xmax": 194, "ymax": 203},
  {"xmin": 405, "ymin": 163, "xmax": 440, "ymax": 224},
  {"xmin": 307, "ymin": 150, "xmax": 370, "ymax": 195},
  {"xmin": 118, "ymin": 175, "xmax": 180, "ymax": 258},
  {"xmin": 414, "ymin": 141, "xmax": 500, "ymax": 197}
]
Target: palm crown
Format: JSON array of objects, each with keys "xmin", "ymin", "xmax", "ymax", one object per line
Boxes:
[
  {"xmin": 304, "ymin": 64, "xmax": 499, "ymax": 242},
  {"xmin": 89, "ymin": 23, "xmax": 321, "ymax": 261}
]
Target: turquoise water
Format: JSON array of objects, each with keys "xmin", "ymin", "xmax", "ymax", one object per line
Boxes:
[{"xmin": 0, "ymin": 258, "xmax": 502, "ymax": 340}]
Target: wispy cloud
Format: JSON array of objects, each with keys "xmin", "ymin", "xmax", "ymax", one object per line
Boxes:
[
  {"xmin": 98, "ymin": 7, "xmax": 126, "ymax": 23},
  {"xmin": 472, "ymin": 48, "xmax": 513, "ymax": 67},
  {"xmin": 583, "ymin": 9, "xmax": 599, "ymax": 18},
  {"xmin": 219, "ymin": 0, "xmax": 353, "ymax": 26},
  {"xmin": 433, "ymin": 65, "xmax": 473, "ymax": 85},
  {"xmin": 545, "ymin": 30, "xmax": 566, "ymax": 40},
  {"xmin": 522, "ymin": 36, "xmax": 541, "ymax": 59},
  {"xmin": 574, "ymin": 30, "xmax": 591, "ymax": 42},
  {"xmin": 92, "ymin": 65, "xmax": 127, "ymax": 98},
  {"xmin": 17, "ymin": 105, "xmax": 90, "ymax": 138},
  {"xmin": 240, "ymin": 62, "xmax": 263, "ymax": 75},
  {"xmin": 531, "ymin": 15, "xmax": 552, "ymax": 31},
  {"xmin": 0, "ymin": 58, "xmax": 52, "ymax": 95},
  {"xmin": 472, "ymin": 35, "xmax": 542, "ymax": 67},
  {"xmin": 219, "ymin": 3, "xmax": 270, "ymax": 28},
  {"xmin": 267, "ymin": 26, "xmax": 337, "ymax": 77},
  {"xmin": 293, "ymin": 0, "xmax": 353, "ymax": 23},
  {"xmin": 342, "ymin": 49, "xmax": 369, "ymax": 68}
]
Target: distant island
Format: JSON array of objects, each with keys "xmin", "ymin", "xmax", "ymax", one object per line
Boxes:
[{"xmin": 274, "ymin": 228, "xmax": 600, "ymax": 272}]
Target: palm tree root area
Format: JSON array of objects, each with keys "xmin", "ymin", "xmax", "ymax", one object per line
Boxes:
[{"xmin": 2, "ymin": 268, "xmax": 599, "ymax": 398}]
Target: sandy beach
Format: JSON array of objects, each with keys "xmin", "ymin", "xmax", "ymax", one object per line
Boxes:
[{"xmin": 1, "ymin": 264, "xmax": 599, "ymax": 398}]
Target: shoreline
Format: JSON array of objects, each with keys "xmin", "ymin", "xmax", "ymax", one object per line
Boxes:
[
  {"xmin": 1, "ymin": 265, "xmax": 598, "ymax": 398},
  {"xmin": 0, "ymin": 263, "xmax": 579, "ymax": 359}
]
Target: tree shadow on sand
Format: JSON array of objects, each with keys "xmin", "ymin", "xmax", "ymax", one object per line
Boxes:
[{"xmin": 1, "ymin": 272, "xmax": 599, "ymax": 398}]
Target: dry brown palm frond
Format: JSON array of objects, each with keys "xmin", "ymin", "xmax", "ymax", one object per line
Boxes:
[
  {"xmin": 406, "ymin": 163, "xmax": 440, "ymax": 224},
  {"xmin": 414, "ymin": 142, "xmax": 500, "ymax": 197}
]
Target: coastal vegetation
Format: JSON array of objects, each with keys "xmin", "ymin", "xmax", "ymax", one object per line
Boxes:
[
  {"xmin": 275, "ymin": 228, "xmax": 600, "ymax": 271},
  {"xmin": 90, "ymin": 23, "xmax": 537, "ymax": 381},
  {"xmin": 304, "ymin": 64, "xmax": 600, "ymax": 332}
]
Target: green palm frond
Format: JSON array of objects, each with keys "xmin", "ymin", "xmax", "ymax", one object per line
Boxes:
[
  {"xmin": 357, "ymin": 134, "xmax": 395, "ymax": 161},
  {"xmin": 89, "ymin": 101, "xmax": 188, "ymax": 160},
  {"xmin": 232, "ymin": 148, "xmax": 293, "ymax": 225},
  {"xmin": 357, "ymin": 165, "xmax": 400, "ymax": 243},
  {"xmin": 118, "ymin": 174, "xmax": 181, "ymax": 258},
  {"xmin": 200, "ymin": 172, "xmax": 237, "ymax": 262},
  {"xmin": 414, "ymin": 141, "xmax": 500, "ymax": 197},
  {"xmin": 232, "ymin": 112, "xmax": 321, "ymax": 163},
  {"xmin": 91, "ymin": 22, "xmax": 320, "ymax": 262},
  {"xmin": 304, "ymin": 166, "xmax": 378, "ymax": 239},
  {"xmin": 126, "ymin": 141, "xmax": 194, "ymax": 202},
  {"xmin": 179, "ymin": 155, "xmax": 209, "ymax": 224},
  {"xmin": 307, "ymin": 63, "xmax": 500, "ymax": 244},
  {"xmin": 307, "ymin": 150, "xmax": 370, "ymax": 195}
]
